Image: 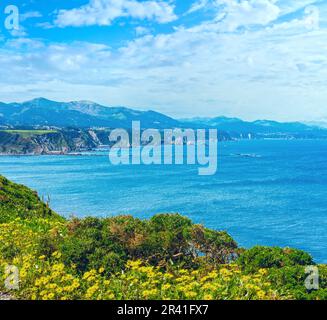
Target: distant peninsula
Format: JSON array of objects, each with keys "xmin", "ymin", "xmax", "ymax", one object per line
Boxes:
[{"xmin": 1, "ymin": 98, "xmax": 327, "ymax": 155}]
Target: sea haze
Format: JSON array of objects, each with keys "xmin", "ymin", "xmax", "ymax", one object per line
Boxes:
[{"xmin": 0, "ymin": 139, "xmax": 326, "ymax": 263}]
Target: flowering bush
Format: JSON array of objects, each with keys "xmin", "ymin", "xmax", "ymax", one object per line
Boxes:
[
  {"xmin": 0, "ymin": 250, "xmax": 284, "ymax": 300},
  {"xmin": 0, "ymin": 175, "xmax": 326, "ymax": 300},
  {"xmin": 1, "ymin": 217, "xmax": 326, "ymax": 300}
]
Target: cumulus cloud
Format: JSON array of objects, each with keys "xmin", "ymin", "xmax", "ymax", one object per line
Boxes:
[
  {"xmin": 54, "ymin": 0, "xmax": 177, "ymax": 27},
  {"xmin": 267, "ymin": 5, "xmax": 320, "ymax": 33},
  {"xmin": 215, "ymin": 0, "xmax": 281, "ymax": 31},
  {"xmin": 1, "ymin": 0, "xmax": 327, "ymax": 121}
]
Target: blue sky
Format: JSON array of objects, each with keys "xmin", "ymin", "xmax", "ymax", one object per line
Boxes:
[{"xmin": 0, "ymin": 0, "xmax": 327, "ymax": 121}]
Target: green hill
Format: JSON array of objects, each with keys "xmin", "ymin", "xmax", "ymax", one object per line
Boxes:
[{"xmin": 0, "ymin": 175, "xmax": 61, "ymax": 223}]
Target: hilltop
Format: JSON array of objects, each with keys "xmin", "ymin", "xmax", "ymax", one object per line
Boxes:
[
  {"xmin": 0, "ymin": 98, "xmax": 179, "ymax": 129},
  {"xmin": 0, "ymin": 175, "xmax": 61, "ymax": 223}
]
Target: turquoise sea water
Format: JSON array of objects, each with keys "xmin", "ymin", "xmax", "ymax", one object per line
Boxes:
[{"xmin": 0, "ymin": 140, "xmax": 326, "ymax": 263}]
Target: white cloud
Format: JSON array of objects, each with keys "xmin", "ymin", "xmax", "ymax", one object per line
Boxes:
[
  {"xmin": 5, "ymin": 38, "xmax": 44, "ymax": 49},
  {"xmin": 9, "ymin": 28, "xmax": 28, "ymax": 38},
  {"xmin": 54, "ymin": 0, "xmax": 177, "ymax": 27},
  {"xmin": 267, "ymin": 5, "xmax": 320, "ymax": 32},
  {"xmin": 277, "ymin": 0, "xmax": 318, "ymax": 15},
  {"xmin": 20, "ymin": 11, "xmax": 43, "ymax": 22},
  {"xmin": 135, "ymin": 26, "xmax": 151, "ymax": 36},
  {"xmin": 186, "ymin": 0, "xmax": 209, "ymax": 15},
  {"xmin": 215, "ymin": 0, "xmax": 281, "ymax": 31},
  {"xmin": 2, "ymin": 1, "xmax": 327, "ymax": 121}
]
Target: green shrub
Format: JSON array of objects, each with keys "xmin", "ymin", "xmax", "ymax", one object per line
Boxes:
[
  {"xmin": 59, "ymin": 217, "xmax": 126, "ymax": 273},
  {"xmin": 237, "ymin": 246, "xmax": 313, "ymax": 273},
  {"xmin": 0, "ymin": 175, "xmax": 61, "ymax": 223},
  {"xmin": 267, "ymin": 265, "xmax": 327, "ymax": 300}
]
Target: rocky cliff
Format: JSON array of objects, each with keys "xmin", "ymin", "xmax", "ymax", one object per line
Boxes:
[{"xmin": 0, "ymin": 129, "xmax": 100, "ymax": 155}]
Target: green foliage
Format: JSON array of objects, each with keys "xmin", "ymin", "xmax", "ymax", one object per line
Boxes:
[
  {"xmin": 0, "ymin": 175, "xmax": 326, "ymax": 300},
  {"xmin": 56, "ymin": 214, "xmax": 239, "ymax": 274},
  {"xmin": 59, "ymin": 217, "xmax": 127, "ymax": 273},
  {"xmin": 265, "ymin": 265, "xmax": 327, "ymax": 300},
  {"xmin": 0, "ymin": 175, "xmax": 62, "ymax": 223},
  {"xmin": 237, "ymin": 246, "xmax": 313, "ymax": 273}
]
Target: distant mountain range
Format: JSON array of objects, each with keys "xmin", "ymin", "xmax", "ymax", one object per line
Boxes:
[
  {"xmin": 1, "ymin": 98, "xmax": 327, "ymax": 140},
  {"xmin": 181, "ymin": 117, "xmax": 327, "ymax": 139},
  {"xmin": 0, "ymin": 98, "xmax": 179, "ymax": 129},
  {"xmin": 305, "ymin": 121, "xmax": 327, "ymax": 129}
]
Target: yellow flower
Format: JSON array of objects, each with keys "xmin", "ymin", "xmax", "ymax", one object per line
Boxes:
[
  {"xmin": 208, "ymin": 271, "xmax": 218, "ymax": 278},
  {"xmin": 202, "ymin": 283, "xmax": 217, "ymax": 291},
  {"xmin": 47, "ymin": 293, "xmax": 55, "ymax": 300},
  {"xmin": 47, "ymin": 283, "xmax": 57, "ymax": 290},
  {"xmin": 85, "ymin": 284, "xmax": 99, "ymax": 299},
  {"xmin": 185, "ymin": 291, "xmax": 197, "ymax": 299},
  {"xmin": 219, "ymin": 268, "xmax": 231, "ymax": 277},
  {"xmin": 106, "ymin": 293, "xmax": 115, "ymax": 299},
  {"xmin": 72, "ymin": 279, "xmax": 80, "ymax": 289},
  {"xmin": 162, "ymin": 283, "xmax": 171, "ymax": 290},
  {"xmin": 127, "ymin": 260, "xmax": 142, "ymax": 269},
  {"xmin": 142, "ymin": 289, "xmax": 158, "ymax": 298},
  {"xmin": 258, "ymin": 269, "xmax": 268, "ymax": 276},
  {"xmin": 257, "ymin": 290, "xmax": 266, "ymax": 299},
  {"xmin": 40, "ymin": 290, "xmax": 47, "ymax": 297},
  {"xmin": 52, "ymin": 251, "xmax": 62, "ymax": 259}
]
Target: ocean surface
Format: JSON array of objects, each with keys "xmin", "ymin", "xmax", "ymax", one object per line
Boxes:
[{"xmin": 0, "ymin": 140, "xmax": 326, "ymax": 263}]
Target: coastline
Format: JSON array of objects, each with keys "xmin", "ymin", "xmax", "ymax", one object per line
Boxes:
[
  {"xmin": 1, "ymin": 138, "xmax": 327, "ymax": 157},
  {"xmin": 1, "ymin": 139, "xmax": 326, "ymax": 264}
]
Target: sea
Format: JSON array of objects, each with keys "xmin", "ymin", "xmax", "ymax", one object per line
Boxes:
[{"xmin": 0, "ymin": 139, "xmax": 326, "ymax": 263}]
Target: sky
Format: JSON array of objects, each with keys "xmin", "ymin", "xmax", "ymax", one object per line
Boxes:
[{"xmin": 0, "ymin": 0, "xmax": 327, "ymax": 121}]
